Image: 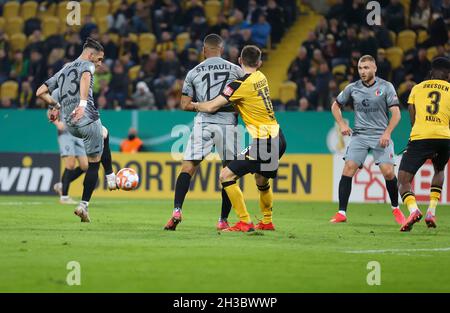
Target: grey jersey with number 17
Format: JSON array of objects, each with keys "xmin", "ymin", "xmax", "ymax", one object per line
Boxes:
[
  {"xmin": 45, "ymin": 58, "xmax": 98, "ymax": 127},
  {"xmin": 182, "ymin": 56, "xmax": 244, "ymax": 125}
]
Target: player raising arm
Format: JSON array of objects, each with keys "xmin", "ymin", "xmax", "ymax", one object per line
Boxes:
[
  {"xmin": 36, "ymin": 38, "xmax": 116, "ymax": 222},
  {"xmin": 188, "ymin": 45, "xmax": 287, "ymax": 232},
  {"xmin": 398, "ymin": 57, "xmax": 450, "ymax": 231}
]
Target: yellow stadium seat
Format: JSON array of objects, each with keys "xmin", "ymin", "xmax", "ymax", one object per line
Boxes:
[
  {"xmin": 127, "ymin": 0, "xmax": 138, "ymax": 4},
  {"xmin": 397, "ymin": 81, "xmax": 416, "ymax": 96},
  {"xmin": 57, "ymin": 1, "xmax": 69, "ymax": 20},
  {"xmin": 389, "ymin": 31, "xmax": 397, "ymax": 46},
  {"xmin": 4, "ymin": 17, "xmax": 24, "ymax": 37},
  {"xmin": 397, "ymin": 30, "xmax": 416, "ymax": 52},
  {"xmin": 417, "ymin": 30, "xmax": 428, "ymax": 44},
  {"xmin": 332, "ymin": 64, "xmax": 347, "ymax": 76},
  {"xmin": 37, "ymin": 2, "xmax": 56, "ymax": 19},
  {"xmin": 339, "ymin": 81, "xmax": 350, "ymax": 91},
  {"xmin": 204, "ymin": 0, "xmax": 221, "ymax": 25},
  {"xmin": 128, "ymin": 65, "xmax": 141, "ymax": 81},
  {"xmin": 93, "ymin": 1, "xmax": 110, "ymax": 21},
  {"xmin": 128, "ymin": 33, "xmax": 138, "ymax": 43},
  {"xmin": 0, "ymin": 17, "xmax": 4, "ymax": 30},
  {"xmin": 427, "ymin": 47, "xmax": 438, "ymax": 61},
  {"xmin": 3, "ymin": 1, "xmax": 20, "ymax": 19},
  {"xmin": 1, "ymin": 81, "xmax": 19, "ymax": 100},
  {"xmin": 97, "ymin": 16, "xmax": 109, "ymax": 34},
  {"xmin": 9, "ymin": 33, "xmax": 27, "ymax": 51},
  {"xmin": 279, "ymin": 81, "xmax": 297, "ymax": 104},
  {"xmin": 385, "ymin": 47, "xmax": 404, "ymax": 70},
  {"xmin": 228, "ymin": 15, "xmax": 237, "ymax": 26},
  {"xmin": 109, "ymin": 33, "xmax": 120, "ymax": 45},
  {"xmin": 175, "ymin": 32, "xmax": 190, "ymax": 53},
  {"xmin": 80, "ymin": 1, "xmax": 92, "ymax": 17},
  {"xmin": 138, "ymin": 33, "xmax": 156, "ymax": 56},
  {"xmin": 42, "ymin": 16, "xmax": 60, "ymax": 37},
  {"xmin": 111, "ymin": 0, "xmax": 122, "ymax": 14},
  {"xmin": 21, "ymin": 1, "xmax": 38, "ymax": 20}
]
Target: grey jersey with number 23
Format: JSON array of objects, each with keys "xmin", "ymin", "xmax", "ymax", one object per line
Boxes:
[
  {"xmin": 182, "ymin": 56, "xmax": 244, "ymax": 125},
  {"xmin": 45, "ymin": 58, "xmax": 98, "ymax": 127}
]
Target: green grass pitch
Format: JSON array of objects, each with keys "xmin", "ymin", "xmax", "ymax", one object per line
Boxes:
[{"xmin": 1, "ymin": 196, "xmax": 450, "ymax": 292}]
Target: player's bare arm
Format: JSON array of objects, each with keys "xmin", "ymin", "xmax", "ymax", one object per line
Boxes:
[
  {"xmin": 331, "ymin": 101, "xmax": 352, "ymax": 136},
  {"xmin": 180, "ymin": 95, "xmax": 195, "ymax": 111},
  {"xmin": 408, "ymin": 103, "xmax": 416, "ymax": 127},
  {"xmin": 71, "ymin": 72, "xmax": 91, "ymax": 122},
  {"xmin": 379, "ymin": 106, "xmax": 401, "ymax": 148},
  {"xmin": 193, "ymin": 95, "xmax": 228, "ymax": 113},
  {"xmin": 36, "ymin": 84, "xmax": 60, "ymax": 109}
]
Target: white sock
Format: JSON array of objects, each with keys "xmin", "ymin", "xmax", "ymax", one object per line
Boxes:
[
  {"xmin": 61, "ymin": 195, "xmax": 69, "ymax": 200},
  {"xmin": 391, "ymin": 206, "xmax": 399, "ymax": 211},
  {"xmin": 80, "ymin": 201, "xmax": 89, "ymax": 208},
  {"xmin": 338, "ymin": 210, "xmax": 346, "ymax": 216},
  {"xmin": 106, "ymin": 173, "xmax": 115, "ymax": 180},
  {"xmin": 427, "ymin": 207, "xmax": 436, "ymax": 215}
]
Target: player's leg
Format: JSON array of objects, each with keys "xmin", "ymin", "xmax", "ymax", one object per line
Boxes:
[
  {"xmin": 425, "ymin": 141, "xmax": 449, "ymax": 228},
  {"xmin": 330, "ymin": 136, "xmax": 368, "ymax": 223},
  {"xmin": 397, "ymin": 140, "xmax": 429, "ymax": 231},
  {"xmin": 101, "ymin": 126, "xmax": 117, "ymax": 190},
  {"xmin": 213, "ymin": 124, "xmax": 237, "ymax": 230},
  {"xmin": 220, "ymin": 165, "xmax": 255, "ymax": 232},
  {"xmin": 374, "ymin": 140, "xmax": 405, "ymax": 225},
  {"xmin": 254, "ymin": 173, "xmax": 275, "ymax": 231},
  {"xmin": 59, "ymin": 156, "xmax": 80, "ymax": 204},
  {"xmin": 165, "ymin": 123, "xmax": 212, "ymax": 230},
  {"xmin": 73, "ymin": 121, "xmax": 104, "ymax": 222}
]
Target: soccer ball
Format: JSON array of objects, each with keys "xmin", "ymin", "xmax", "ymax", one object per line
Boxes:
[{"xmin": 116, "ymin": 168, "xmax": 139, "ymax": 191}]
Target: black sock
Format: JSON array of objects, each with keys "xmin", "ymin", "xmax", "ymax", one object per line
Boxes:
[
  {"xmin": 220, "ymin": 188, "xmax": 232, "ymax": 220},
  {"xmin": 174, "ymin": 172, "xmax": 191, "ymax": 209},
  {"xmin": 82, "ymin": 162, "xmax": 100, "ymax": 202},
  {"xmin": 101, "ymin": 133, "xmax": 113, "ymax": 175},
  {"xmin": 338, "ymin": 175, "xmax": 353, "ymax": 212},
  {"xmin": 61, "ymin": 167, "xmax": 85, "ymax": 196},
  {"xmin": 385, "ymin": 177, "xmax": 399, "ymax": 207}
]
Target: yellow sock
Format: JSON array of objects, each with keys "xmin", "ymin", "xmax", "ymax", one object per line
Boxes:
[
  {"xmin": 428, "ymin": 186, "xmax": 442, "ymax": 215},
  {"xmin": 401, "ymin": 192, "xmax": 418, "ymax": 213},
  {"xmin": 258, "ymin": 183, "xmax": 273, "ymax": 224},
  {"xmin": 223, "ymin": 181, "xmax": 251, "ymax": 223}
]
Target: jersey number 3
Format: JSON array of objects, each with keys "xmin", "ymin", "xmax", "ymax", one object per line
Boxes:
[
  {"xmin": 426, "ymin": 91, "xmax": 441, "ymax": 115},
  {"xmin": 58, "ymin": 69, "xmax": 80, "ymax": 103}
]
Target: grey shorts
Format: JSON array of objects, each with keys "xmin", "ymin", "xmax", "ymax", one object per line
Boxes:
[
  {"xmin": 58, "ymin": 132, "xmax": 86, "ymax": 157},
  {"xmin": 66, "ymin": 119, "xmax": 104, "ymax": 157},
  {"xmin": 183, "ymin": 123, "xmax": 239, "ymax": 162},
  {"xmin": 344, "ymin": 134, "xmax": 395, "ymax": 166}
]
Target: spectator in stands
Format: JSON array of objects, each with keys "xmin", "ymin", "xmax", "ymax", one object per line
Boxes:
[
  {"xmin": 326, "ymin": 0, "xmax": 346, "ymax": 20},
  {"xmin": 0, "ymin": 47, "xmax": 11, "ymax": 85},
  {"xmin": 311, "ymin": 49, "xmax": 326, "ymax": 72},
  {"xmin": 10, "ymin": 51, "xmax": 29, "ymax": 83},
  {"xmin": 120, "ymin": 128, "xmax": 143, "ymax": 153},
  {"xmin": 359, "ymin": 26, "xmax": 379, "ymax": 57},
  {"xmin": 245, "ymin": 0, "xmax": 263, "ymax": 24},
  {"xmin": 107, "ymin": 61, "xmax": 129, "ymax": 109},
  {"xmin": 94, "ymin": 64, "xmax": 112, "ymax": 96},
  {"xmin": 302, "ymin": 31, "xmax": 321, "ymax": 59},
  {"xmin": 301, "ymin": 78, "xmax": 319, "ymax": 110},
  {"xmin": 316, "ymin": 63, "xmax": 333, "ymax": 110},
  {"xmin": 441, "ymin": 0, "xmax": 450, "ymax": 24},
  {"xmin": 376, "ymin": 48, "xmax": 392, "ymax": 80},
  {"xmin": 156, "ymin": 31, "xmax": 175, "ymax": 58},
  {"xmin": 189, "ymin": 14, "xmax": 209, "ymax": 43},
  {"xmin": 424, "ymin": 13, "xmax": 448, "ymax": 47},
  {"xmin": 131, "ymin": 81, "xmax": 156, "ymax": 110},
  {"xmin": 230, "ymin": 9, "xmax": 251, "ymax": 34},
  {"xmin": 100, "ymin": 33, "xmax": 119, "ymax": 68},
  {"xmin": 65, "ymin": 32, "xmax": 83, "ymax": 62},
  {"xmin": 298, "ymin": 97, "xmax": 310, "ymax": 112},
  {"xmin": 251, "ymin": 13, "xmax": 271, "ymax": 48},
  {"xmin": 80, "ymin": 16, "xmax": 99, "ymax": 43},
  {"xmin": 28, "ymin": 49, "xmax": 46, "ymax": 91},
  {"xmin": 412, "ymin": 48, "xmax": 431, "ymax": 82},
  {"xmin": 1, "ymin": 98, "xmax": 15, "ymax": 109},
  {"xmin": 210, "ymin": 14, "xmax": 231, "ymax": 35},
  {"xmin": 288, "ymin": 47, "xmax": 311, "ymax": 84},
  {"xmin": 19, "ymin": 81, "xmax": 33, "ymax": 108},
  {"xmin": 315, "ymin": 17, "xmax": 329, "ymax": 42},
  {"xmin": 323, "ymin": 34, "xmax": 338, "ymax": 61},
  {"xmin": 227, "ymin": 45, "xmax": 240, "ymax": 65},
  {"xmin": 327, "ymin": 19, "xmax": 341, "ymax": 43},
  {"xmin": 266, "ymin": 0, "xmax": 285, "ymax": 46},
  {"xmin": 181, "ymin": 48, "xmax": 200, "ymax": 73},
  {"xmin": 384, "ymin": 0, "xmax": 406, "ymax": 32},
  {"xmin": 132, "ymin": 0, "xmax": 151, "ymax": 33},
  {"xmin": 121, "ymin": 33, "xmax": 140, "ymax": 64},
  {"xmin": 239, "ymin": 28, "xmax": 257, "ymax": 50},
  {"xmin": 183, "ymin": 0, "xmax": 205, "ymax": 27},
  {"xmin": 24, "ymin": 30, "xmax": 45, "ymax": 57},
  {"xmin": 346, "ymin": 0, "xmax": 366, "ymax": 26},
  {"xmin": 410, "ymin": 0, "xmax": 431, "ymax": 31},
  {"xmin": 374, "ymin": 17, "xmax": 393, "ymax": 49},
  {"xmin": 159, "ymin": 50, "xmax": 181, "ymax": 81},
  {"xmin": 24, "ymin": 17, "xmax": 41, "ymax": 37},
  {"xmin": 335, "ymin": 27, "xmax": 359, "ymax": 65}
]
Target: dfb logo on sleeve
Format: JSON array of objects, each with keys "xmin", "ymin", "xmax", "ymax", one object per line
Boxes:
[{"xmin": 223, "ymin": 86, "xmax": 234, "ymax": 97}]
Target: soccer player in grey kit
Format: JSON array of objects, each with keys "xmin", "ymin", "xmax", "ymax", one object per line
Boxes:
[
  {"xmin": 164, "ymin": 34, "xmax": 245, "ymax": 231},
  {"xmin": 36, "ymin": 38, "xmax": 116, "ymax": 222},
  {"xmin": 330, "ymin": 55, "xmax": 405, "ymax": 225}
]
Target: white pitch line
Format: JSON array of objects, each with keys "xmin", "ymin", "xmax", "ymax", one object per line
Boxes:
[
  {"xmin": 345, "ymin": 247, "xmax": 450, "ymax": 254},
  {"xmin": 0, "ymin": 202, "xmax": 43, "ymax": 206}
]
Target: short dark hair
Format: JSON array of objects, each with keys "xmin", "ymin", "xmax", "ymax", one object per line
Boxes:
[
  {"xmin": 203, "ymin": 34, "xmax": 223, "ymax": 48},
  {"xmin": 430, "ymin": 57, "xmax": 450, "ymax": 80},
  {"xmin": 83, "ymin": 37, "xmax": 104, "ymax": 52},
  {"xmin": 240, "ymin": 45, "xmax": 261, "ymax": 68}
]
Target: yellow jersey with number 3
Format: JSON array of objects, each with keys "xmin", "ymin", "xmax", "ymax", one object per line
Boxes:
[
  {"xmin": 221, "ymin": 71, "xmax": 279, "ymax": 139},
  {"xmin": 408, "ymin": 79, "xmax": 450, "ymax": 141}
]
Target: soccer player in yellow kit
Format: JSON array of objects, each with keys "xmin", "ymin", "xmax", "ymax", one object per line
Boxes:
[
  {"xmin": 187, "ymin": 45, "xmax": 287, "ymax": 232},
  {"xmin": 398, "ymin": 57, "xmax": 450, "ymax": 231}
]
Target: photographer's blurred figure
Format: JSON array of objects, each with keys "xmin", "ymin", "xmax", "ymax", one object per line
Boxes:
[{"xmin": 120, "ymin": 128, "xmax": 143, "ymax": 153}]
